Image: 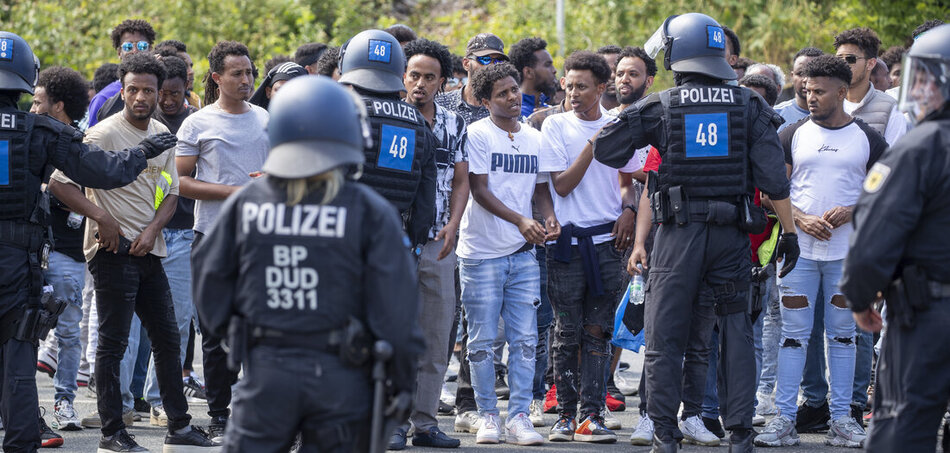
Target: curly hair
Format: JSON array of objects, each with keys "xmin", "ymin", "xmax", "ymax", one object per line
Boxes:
[
  {"xmin": 160, "ymin": 55, "xmax": 188, "ymax": 83},
  {"xmin": 110, "ymin": 19, "xmax": 156, "ymax": 50},
  {"xmin": 597, "ymin": 45, "xmax": 622, "ymax": 56},
  {"xmin": 739, "ymin": 74, "xmax": 779, "ymax": 106},
  {"xmin": 36, "ymin": 66, "xmax": 89, "ymax": 122},
  {"xmin": 118, "ymin": 52, "xmax": 166, "ymax": 89},
  {"xmin": 385, "ymin": 24, "xmax": 417, "ymax": 44},
  {"xmin": 910, "ymin": 19, "xmax": 945, "ymax": 43},
  {"xmin": 618, "ymin": 46, "xmax": 657, "ymax": 77},
  {"xmin": 834, "ymin": 27, "xmax": 881, "ymax": 59},
  {"xmin": 451, "ymin": 54, "xmax": 465, "ymax": 74},
  {"xmin": 794, "ymin": 47, "xmax": 824, "ymax": 62},
  {"xmin": 264, "ymin": 55, "xmax": 292, "ymax": 74},
  {"xmin": 470, "ymin": 62, "xmax": 520, "ymax": 102},
  {"xmin": 294, "ymin": 42, "xmax": 327, "ymax": 67},
  {"xmin": 508, "ymin": 37, "xmax": 548, "ymax": 75},
  {"xmin": 880, "ymin": 46, "xmax": 906, "ymax": 70},
  {"xmin": 404, "ymin": 38, "xmax": 454, "ymax": 89},
  {"xmin": 802, "ymin": 54, "xmax": 852, "ymax": 87},
  {"xmin": 204, "ymin": 41, "xmax": 251, "ymax": 105},
  {"xmin": 92, "ymin": 63, "xmax": 120, "ymax": 93},
  {"xmin": 564, "ymin": 50, "xmax": 611, "ymax": 85},
  {"xmin": 316, "ymin": 47, "xmax": 341, "ymax": 77},
  {"xmin": 155, "ymin": 40, "xmax": 187, "ymax": 53}
]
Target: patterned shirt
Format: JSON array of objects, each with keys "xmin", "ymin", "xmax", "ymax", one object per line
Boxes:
[
  {"xmin": 435, "ymin": 85, "xmax": 489, "ymax": 126},
  {"xmin": 428, "ymin": 104, "xmax": 468, "ymax": 238}
]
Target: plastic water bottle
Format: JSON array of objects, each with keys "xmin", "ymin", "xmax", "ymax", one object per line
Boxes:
[
  {"xmin": 66, "ymin": 212, "xmax": 84, "ymax": 229},
  {"xmin": 630, "ymin": 264, "xmax": 645, "ymax": 305}
]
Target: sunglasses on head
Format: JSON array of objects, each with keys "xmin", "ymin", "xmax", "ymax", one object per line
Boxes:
[
  {"xmin": 121, "ymin": 41, "xmax": 150, "ymax": 52},
  {"xmin": 838, "ymin": 54, "xmax": 865, "ymax": 65},
  {"xmin": 474, "ymin": 55, "xmax": 505, "ymax": 66}
]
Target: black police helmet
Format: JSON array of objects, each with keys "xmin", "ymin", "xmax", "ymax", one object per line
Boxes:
[
  {"xmin": 0, "ymin": 32, "xmax": 40, "ymax": 95},
  {"xmin": 662, "ymin": 13, "xmax": 736, "ymax": 81},
  {"xmin": 263, "ymin": 76, "xmax": 368, "ymax": 179},
  {"xmin": 338, "ymin": 29, "xmax": 406, "ymax": 94}
]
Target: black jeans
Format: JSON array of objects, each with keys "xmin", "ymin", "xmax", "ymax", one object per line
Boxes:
[
  {"xmin": 546, "ymin": 242, "xmax": 625, "ymax": 418},
  {"xmin": 89, "ymin": 251, "xmax": 190, "ymax": 436},
  {"xmin": 192, "ymin": 231, "xmax": 239, "ymax": 419}
]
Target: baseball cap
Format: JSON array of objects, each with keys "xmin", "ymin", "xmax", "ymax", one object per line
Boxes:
[{"xmin": 466, "ymin": 33, "xmax": 508, "ymax": 60}]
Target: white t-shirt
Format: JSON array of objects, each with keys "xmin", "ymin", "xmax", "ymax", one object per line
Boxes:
[
  {"xmin": 457, "ymin": 118, "xmax": 543, "ymax": 260},
  {"xmin": 539, "ymin": 109, "xmax": 639, "ymax": 245},
  {"xmin": 781, "ymin": 118, "xmax": 887, "ymax": 261}
]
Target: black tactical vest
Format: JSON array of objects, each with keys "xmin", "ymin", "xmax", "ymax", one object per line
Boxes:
[
  {"xmin": 361, "ymin": 96, "xmax": 428, "ymax": 213},
  {"xmin": 657, "ymin": 84, "xmax": 753, "ymax": 198},
  {"xmin": 0, "ymin": 108, "xmax": 38, "ymax": 221}
]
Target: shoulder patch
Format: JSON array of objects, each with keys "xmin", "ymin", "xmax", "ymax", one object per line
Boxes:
[{"xmin": 863, "ymin": 162, "xmax": 891, "ymax": 193}]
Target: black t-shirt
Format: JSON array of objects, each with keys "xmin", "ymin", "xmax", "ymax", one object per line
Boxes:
[
  {"xmin": 154, "ymin": 106, "xmax": 199, "ymax": 230},
  {"xmin": 49, "ymin": 194, "xmax": 85, "ymax": 262}
]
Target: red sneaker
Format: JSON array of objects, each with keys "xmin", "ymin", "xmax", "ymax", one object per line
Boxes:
[
  {"xmin": 543, "ymin": 385, "xmax": 558, "ymax": 414},
  {"xmin": 606, "ymin": 394, "xmax": 626, "ymax": 412}
]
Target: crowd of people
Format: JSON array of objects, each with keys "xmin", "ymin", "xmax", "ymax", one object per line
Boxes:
[{"xmin": 0, "ymin": 10, "xmax": 948, "ymax": 453}]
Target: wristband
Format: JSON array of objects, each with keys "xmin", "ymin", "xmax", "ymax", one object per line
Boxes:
[{"xmin": 624, "ymin": 204, "xmax": 636, "ymax": 213}]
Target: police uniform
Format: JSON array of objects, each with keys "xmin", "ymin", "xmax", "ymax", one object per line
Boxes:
[
  {"xmin": 338, "ymin": 29, "xmax": 437, "ymax": 248},
  {"xmin": 839, "ymin": 24, "xmax": 950, "ymax": 452},
  {"xmin": 192, "ymin": 75, "xmax": 424, "ymax": 453},
  {"xmin": 593, "ymin": 14, "xmax": 794, "ymax": 449},
  {"xmin": 0, "ymin": 31, "xmax": 172, "ymax": 453}
]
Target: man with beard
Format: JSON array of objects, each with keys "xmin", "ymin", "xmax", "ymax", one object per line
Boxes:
[
  {"xmin": 391, "ymin": 37, "xmax": 467, "ymax": 450},
  {"xmin": 597, "ymin": 45, "xmax": 622, "ymax": 111},
  {"xmin": 48, "ymin": 52, "xmax": 218, "ymax": 452},
  {"xmin": 509, "ymin": 37, "xmax": 557, "ymax": 118},
  {"xmin": 175, "ymin": 40, "xmax": 269, "ymax": 443}
]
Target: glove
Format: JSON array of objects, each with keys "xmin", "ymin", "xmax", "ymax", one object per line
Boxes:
[
  {"xmin": 138, "ymin": 132, "xmax": 178, "ymax": 159},
  {"xmin": 776, "ymin": 233, "xmax": 800, "ymax": 278}
]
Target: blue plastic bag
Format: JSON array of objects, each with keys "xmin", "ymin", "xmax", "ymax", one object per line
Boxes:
[{"xmin": 611, "ymin": 283, "xmax": 645, "ymax": 352}]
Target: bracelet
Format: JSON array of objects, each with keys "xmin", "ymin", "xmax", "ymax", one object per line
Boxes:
[
  {"xmin": 624, "ymin": 204, "xmax": 636, "ymax": 213},
  {"xmin": 587, "ymin": 138, "xmax": 594, "ymax": 146}
]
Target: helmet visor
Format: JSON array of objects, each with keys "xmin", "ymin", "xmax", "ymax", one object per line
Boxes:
[
  {"xmin": 899, "ymin": 55, "xmax": 950, "ymax": 125},
  {"xmin": 644, "ymin": 25, "xmax": 667, "ymax": 60}
]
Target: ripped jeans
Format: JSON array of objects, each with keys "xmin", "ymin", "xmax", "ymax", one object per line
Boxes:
[
  {"xmin": 459, "ymin": 250, "xmax": 539, "ymax": 419},
  {"xmin": 775, "ymin": 258, "xmax": 856, "ymax": 422}
]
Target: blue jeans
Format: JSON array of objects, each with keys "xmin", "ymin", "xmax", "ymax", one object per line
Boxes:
[
  {"xmin": 775, "ymin": 258, "xmax": 855, "ymax": 421},
  {"xmin": 145, "ymin": 229, "xmax": 195, "ymax": 406},
  {"xmin": 852, "ymin": 329, "xmax": 873, "ymax": 408},
  {"xmin": 459, "ymin": 250, "xmax": 539, "ymax": 418},
  {"xmin": 757, "ymin": 265, "xmax": 781, "ymax": 396},
  {"xmin": 119, "ymin": 316, "xmax": 142, "ymax": 411},
  {"xmin": 44, "ymin": 251, "xmax": 86, "ymax": 402},
  {"xmin": 533, "ymin": 245, "xmax": 553, "ymax": 400}
]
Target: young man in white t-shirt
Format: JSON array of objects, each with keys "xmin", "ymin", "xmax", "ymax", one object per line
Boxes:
[
  {"xmin": 539, "ymin": 51, "xmax": 639, "ymax": 444},
  {"xmin": 755, "ymin": 55, "xmax": 886, "ymax": 450},
  {"xmin": 456, "ymin": 63, "xmax": 559, "ymax": 446}
]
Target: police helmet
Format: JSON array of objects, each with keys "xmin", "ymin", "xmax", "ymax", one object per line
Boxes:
[
  {"xmin": 338, "ymin": 29, "xmax": 406, "ymax": 94},
  {"xmin": 263, "ymin": 76, "xmax": 368, "ymax": 179},
  {"xmin": 898, "ymin": 23, "xmax": 950, "ymax": 124},
  {"xmin": 643, "ymin": 13, "xmax": 736, "ymax": 80},
  {"xmin": 0, "ymin": 32, "xmax": 40, "ymax": 95}
]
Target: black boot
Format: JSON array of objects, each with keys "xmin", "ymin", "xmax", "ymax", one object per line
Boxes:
[
  {"xmin": 651, "ymin": 434, "xmax": 679, "ymax": 453},
  {"xmin": 729, "ymin": 428, "xmax": 755, "ymax": 453}
]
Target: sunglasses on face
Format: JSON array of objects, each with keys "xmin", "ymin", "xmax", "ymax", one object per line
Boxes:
[
  {"xmin": 838, "ymin": 54, "xmax": 865, "ymax": 65},
  {"xmin": 475, "ymin": 55, "xmax": 505, "ymax": 65},
  {"xmin": 121, "ymin": 41, "xmax": 150, "ymax": 52}
]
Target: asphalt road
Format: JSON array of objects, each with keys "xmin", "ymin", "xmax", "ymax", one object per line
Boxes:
[{"xmin": 6, "ymin": 348, "xmax": 875, "ymax": 452}]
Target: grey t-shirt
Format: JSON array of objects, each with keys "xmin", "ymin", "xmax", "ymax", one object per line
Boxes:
[{"xmin": 175, "ymin": 103, "xmax": 269, "ymax": 233}]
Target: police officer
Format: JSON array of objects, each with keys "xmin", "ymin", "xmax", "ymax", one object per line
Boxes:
[
  {"xmin": 191, "ymin": 75, "xmax": 425, "ymax": 453},
  {"xmin": 839, "ymin": 23, "xmax": 950, "ymax": 453},
  {"xmin": 592, "ymin": 14, "xmax": 800, "ymax": 452},
  {"xmin": 0, "ymin": 31, "xmax": 176, "ymax": 453},
  {"xmin": 338, "ymin": 29, "xmax": 437, "ymax": 248}
]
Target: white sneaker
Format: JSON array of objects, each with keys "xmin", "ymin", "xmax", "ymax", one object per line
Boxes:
[
  {"xmin": 756, "ymin": 391, "xmax": 777, "ymax": 416},
  {"xmin": 826, "ymin": 415, "xmax": 866, "ymax": 448},
  {"xmin": 629, "ymin": 413, "xmax": 654, "ymax": 446},
  {"xmin": 529, "ymin": 400, "xmax": 545, "ymax": 427},
  {"xmin": 454, "ymin": 410, "xmax": 481, "ymax": 434},
  {"xmin": 614, "ymin": 371, "xmax": 639, "ymax": 396},
  {"xmin": 52, "ymin": 397, "xmax": 81, "ymax": 431},
  {"xmin": 754, "ymin": 415, "xmax": 800, "ymax": 447},
  {"xmin": 440, "ymin": 382, "xmax": 456, "ymax": 407},
  {"xmin": 506, "ymin": 413, "xmax": 544, "ymax": 446},
  {"xmin": 680, "ymin": 415, "xmax": 720, "ymax": 446},
  {"xmin": 476, "ymin": 413, "xmax": 501, "ymax": 444},
  {"xmin": 753, "ymin": 413, "xmax": 766, "ymax": 426},
  {"xmin": 601, "ymin": 406, "xmax": 622, "ymax": 430},
  {"xmin": 151, "ymin": 405, "xmax": 168, "ymax": 427}
]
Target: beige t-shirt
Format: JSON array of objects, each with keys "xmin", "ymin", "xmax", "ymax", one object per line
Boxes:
[{"xmin": 51, "ymin": 113, "xmax": 178, "ymax": 261}]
